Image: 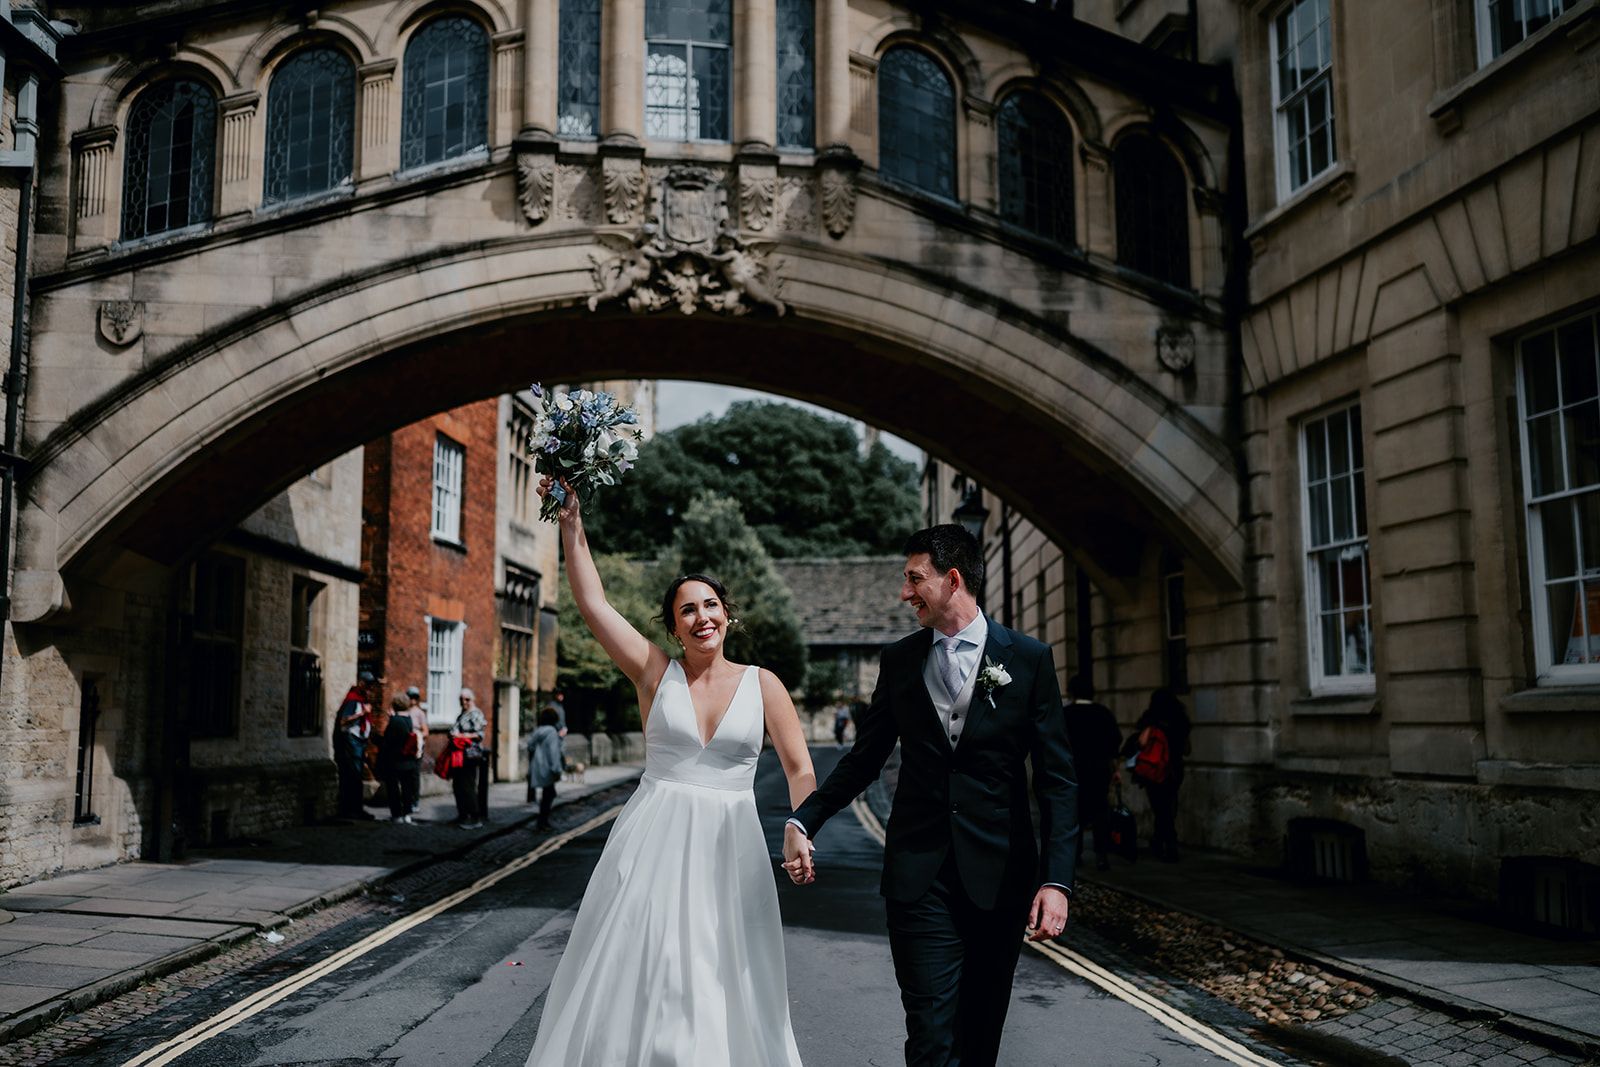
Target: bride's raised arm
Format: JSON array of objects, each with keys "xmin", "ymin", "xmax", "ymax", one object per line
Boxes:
[{"xmin": 541, "ymin": 477, "xmax": 667, "ymax": 692}]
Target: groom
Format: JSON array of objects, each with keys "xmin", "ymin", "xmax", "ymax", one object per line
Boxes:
[{"xmin": 785, "ymin": 524, "xmax": 1078, "ymax": 1067}]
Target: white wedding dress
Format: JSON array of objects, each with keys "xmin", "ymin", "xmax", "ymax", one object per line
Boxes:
[{"xmin": 526, "ymin": 660, "xmax": 805, "ymax": 1066}]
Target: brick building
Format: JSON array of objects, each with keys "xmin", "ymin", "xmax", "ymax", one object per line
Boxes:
[{"xmin": 360, "ymin": 401, "xmax": 502, "ymax": 760}]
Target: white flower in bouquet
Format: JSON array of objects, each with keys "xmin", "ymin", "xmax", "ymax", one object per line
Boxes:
[{"xmin": 527, "ymin": 383, "xmax": 645, "ymax": 522}]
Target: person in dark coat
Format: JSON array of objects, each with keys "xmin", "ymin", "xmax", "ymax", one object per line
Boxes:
[
  {"xmin": 333, "ymin": 671, "xmax": 376, "ymax": 820},
  {"xmin": 525, "ymin": 707, "xmax": 564, "ymax": 830},
  {"xmin": 1124, "ymin": 688, "xmax": 1191, "ymax": 862},
  {"xmin": 1063, "ymin": 674, "xmax": 1121, "ymax": 870},
  {"xmin": 376, "ymin": 695, "xmax": 423, "ymax": 823}
]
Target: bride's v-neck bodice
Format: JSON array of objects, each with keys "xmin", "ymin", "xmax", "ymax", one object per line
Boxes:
[{"xmin": 643, "ymin": 660, "xmax": 763, "ymax": 791}]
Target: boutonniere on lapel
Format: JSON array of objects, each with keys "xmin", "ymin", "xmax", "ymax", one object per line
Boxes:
[{"xmin": 976, "ymin": 657, "xmax": 1012, "ymax": 707}]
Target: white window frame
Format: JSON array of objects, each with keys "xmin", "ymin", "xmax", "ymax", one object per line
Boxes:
[
  {"xmin": 1475, "ymin": 0, "xmax": 1573, "ymax": 66},
  {"xmin": 508, "ymin": 402, "xmax": 537, "ymax": 527},
  {"xmin": 1300, "ymin": 402, "xmax": 1375, "ymax": 694},
  {"xmin": 432, "ymin": 434, "xmax": 465, "ymax": 544},
  {"xmin": 1268, "ymin": 0, "xmax": 1337, "ymax": 202},
  {"xmin": 426, "ymin": 616, "xmax": 465, "ymax": 728},
  {"xmin": 1515, "ymin": 309, "xmax": 1600, "ymax": 684}
]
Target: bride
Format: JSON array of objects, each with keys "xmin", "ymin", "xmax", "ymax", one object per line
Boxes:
[{"xmin": 527, "ymin": 478, "xmax": 816, "ymax": 1066}]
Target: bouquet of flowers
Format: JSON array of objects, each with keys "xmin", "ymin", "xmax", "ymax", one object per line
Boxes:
[{"xmin": 527, "ymin": 383, "xmax": 644, "ymax": 522}]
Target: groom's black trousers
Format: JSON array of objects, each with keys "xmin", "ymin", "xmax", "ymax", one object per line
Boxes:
[{"xmin": 885, "ymin": 853, "xmax": 1030, "ymax": 1067}]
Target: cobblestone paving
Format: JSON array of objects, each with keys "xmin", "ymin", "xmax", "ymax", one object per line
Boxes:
[
  {"xmin": 1073, "ymin": 881, "xmax": 1598, "ymax": 1067},
  {"xmin": 0, "ymin": 786, "xmax": 634, "ymax": 1067}
]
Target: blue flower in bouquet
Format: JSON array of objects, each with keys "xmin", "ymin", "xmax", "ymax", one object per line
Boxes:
[{"xmin": 527, "ymin": 382, "xmax": 647, "ymax": 522}]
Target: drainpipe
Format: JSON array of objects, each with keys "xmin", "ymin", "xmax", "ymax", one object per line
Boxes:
[{"xmin": 0, "ymin": 10, "xmax": 67, "ymax": 690}]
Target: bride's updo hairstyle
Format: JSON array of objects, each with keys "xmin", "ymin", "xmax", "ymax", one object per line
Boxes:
[{"xmin": 660, "ymin": 573, "xmax": 739, "ymax": 636}]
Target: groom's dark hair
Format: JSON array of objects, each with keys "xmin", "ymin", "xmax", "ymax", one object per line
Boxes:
[{"xmin": 903, "ymin": 524, "xmax": 984, "ymax": 598}]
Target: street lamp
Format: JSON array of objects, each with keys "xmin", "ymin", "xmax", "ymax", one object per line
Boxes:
[{"xmin": 952, "ymin": 484, "xmax": 989, "ymax": 542}]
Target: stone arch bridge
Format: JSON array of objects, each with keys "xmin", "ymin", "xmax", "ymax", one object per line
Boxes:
[{"xmin": 5, "ymin": 0, "xmax": 1243, "ymax": 881}]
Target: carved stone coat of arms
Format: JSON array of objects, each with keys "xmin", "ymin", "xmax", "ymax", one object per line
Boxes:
[{"xmin": 588, "ymin": 165, "xmax": 786, "ymax": 317}]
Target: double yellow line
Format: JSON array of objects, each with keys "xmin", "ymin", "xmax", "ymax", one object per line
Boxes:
[
  {"xmin": 121, "ymin": 806, "xmax": 625, "ymax": 1067},
  {"xmin": 847, "ymin": 798, "xmax": 1282, "ymax": 1067}
]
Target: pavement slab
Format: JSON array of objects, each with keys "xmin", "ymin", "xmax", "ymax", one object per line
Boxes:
[{"xmin": 0, "ymin": 764, "xmax": 646, "ymax": 1045}]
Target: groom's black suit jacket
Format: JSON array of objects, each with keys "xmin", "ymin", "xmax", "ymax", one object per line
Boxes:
[{"xmin": 794, "ymin": 616, "xmax": 1079, "ymax": 911}]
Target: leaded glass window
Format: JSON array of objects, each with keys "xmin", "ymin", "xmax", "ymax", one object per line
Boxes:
[
  {"xmin": 877, "ymin": 48, "xmax": 955, "ymax": 200},
  {"xmin": 264, "ymin": 48, "xmax": 355, "ymax": 204},
  {"xmin": 401, "ymin": 16, "xmax": 489, "ymax": 170},
  {"xmin": 559, "ymin": 0, "xmax": 602, "ymax": 138},
  {"xmin": 1517, "ymin": 310, "xmax": 1600, "ymax": 679},
  {"xmin": 776, "ymin": 0, "xmax": 815, "ymax": 149},
  {"xmin": 1114, "ymin": 133, "xmax": 1191, "ymax": 289},
  {"xmin": 1270, "ymin": 0, "xmax": 1336, "ymax": 197},
  {"xmin": 997, "ymin": 92, "xmax": 1074, "ymax": 246},
  {"xmin": 645, "ymin": 0, "xmax": 732, "ymax": 141},
  {"xmin": 121, "ymin": 80, "xmax": 217, "ymax": 241}
]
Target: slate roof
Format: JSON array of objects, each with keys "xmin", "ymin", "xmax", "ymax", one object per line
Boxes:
[{"xmin": 774, "ymin": 556, "xmax": 912, "ymax": 649}]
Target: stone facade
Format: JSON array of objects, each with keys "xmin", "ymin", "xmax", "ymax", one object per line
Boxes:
[
  {"xmin": 6, "ymin": 0, "xmax": 1586, "ymax": 907},
  {"xmin": 930, "ymin": 0, "xmax": 1600, "ymax": 905}
]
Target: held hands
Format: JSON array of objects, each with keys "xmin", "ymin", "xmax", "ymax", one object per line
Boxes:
[
  {"xmin": 782, "ymin": 823, "xmax": 815, "ymax": 885},
  {"xmin": 537, "ymin": 476, "xmax": 580, "ymax": 526},
  {"xmin": 1025, "ymin": 886, "xmax": 1069, "ymax": 942}
]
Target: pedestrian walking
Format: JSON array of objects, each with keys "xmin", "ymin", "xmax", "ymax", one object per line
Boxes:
[
  {"xmin": 525, "ymin": 707, "xmax": 564, "ymax": 830},
  {"xmin": 404, "ymin": 686, "xmax": 428, "ymax": 813},
  {"xmin": 451, "ymin": 688, "xmax": 489, "ymax": 829},
  {"xmin": 1123, "ymin": 687, "xmax": 1191, "ymax": 862},
  {"xmin": 1063, "ymin": 674, "xmax": 1121, "ymax": 870},
  {"xmin": 377, "ymin": 695, "xmax": 424, "ymax": 823},
  {"xmin": 333, "ymin": 671, "xmax": 376, "ymax": 820},
  {"xmin": 832, "ymin": 704, "xmax": 851, "ymax": 748},
  {"xmin": 543, "ymin": 690, "xmax": 568, "ymax": 735}
]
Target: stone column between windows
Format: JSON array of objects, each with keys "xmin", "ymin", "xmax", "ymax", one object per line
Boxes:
[
  {"xmin": 358, "ymin": 59, "xmax": 398, "ymax": 180},
  {"xmin": 1080, "ymin": 140, "xmax": 1114, "ymax": 260},
  {"xmin": 735, "ymin": 0, "xmax": 776, "ymax": 151},
  {"xmin": 218, "ymin": 91, "xmax": 260, "ymax": 218},
  {"xmin": 816, "ymin": 0, "xmax": 850, "ymax": 150},
  {"xmin": 494, "ymin": 30, "xmax": 526, "ymax": 147},
  {"xmin": 522, "ymin": 0, "xmax": 559, "ymax": 137},
  {"xmin": 1193, "ymin": 186, "xmax": 1226, "ymax": 299},
  {"xmin": 70, "ymin": 125, "xmax": 116, "ymax": 252},
  {"xmin": 963, "ymin": 95, "xmax": 994, "ymax": 213},
  {"xmin": 602, "ymin": 0, "xmax": 644, "ymax": 144}
]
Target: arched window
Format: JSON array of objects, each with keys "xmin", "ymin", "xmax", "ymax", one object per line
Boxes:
[
  {"xmin": 997, "ymin": 91, "xmax": 1074, "ymax": 246},
  {"xmin": 776, "ymin": 0, "xmax": 814, "ymax": 149},
  {"xmin": 1114, "ymin": 132, "xmax": 1191, "ymax": 289},
  {"xmin": 401, "ymin": 16, "xmax": 489, "ymax": 170},
  {"xmin": 645, "ymin": 0, "xmax": 731, "ymax": 142},
  {"xmin": 877, "ymin": 48, "xmax": 955, "ymax": 199},
  {"xmin": 264, "ymin": 48, "xmax": 356, "ymax": 204},
  {"xmin": 558, "ymin": 0, "xmax": 602, "ymax": 138},
  {"xmin": 121, "ymin": 79, "xmax": 217, "ymax": 241}
]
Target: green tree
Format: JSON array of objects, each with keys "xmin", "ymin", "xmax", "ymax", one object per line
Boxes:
[
  {"xmin": 586, "ymin": 401, "xmax": 921, "ymax": 558},
  {"xmin": 667, "ymin": 491, "xmax": 808, "ymax": 687},
  {"xmin": 555, "ymin": 552, "xmax": 667, "ymax": 730}
]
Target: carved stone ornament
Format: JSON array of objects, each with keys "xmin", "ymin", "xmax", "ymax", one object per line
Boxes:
[
  {"xmin": 602, "ymin": 156, "xmax": 645, "ymax": 224},
  {"xmin": 820, "ymin": 166, "xmax": 856, "ymax": 239},
  {"xmin": 514, "ymin": 148, "xmax": 554, "ymax": 225},
  {"xmin": 740, "ymin": 172, "xmax": 777, "ymax": 232},
  {"xmin": 588, "ymin": 165, "xmax": 786, "ymax": 318},
  {"xmin": 1156, "ymin": 326, "xmax": 1196, "ymax": 374},
  {"xmin": 98, "ymin": 301, "xmax": 143, "ymax": 347}
]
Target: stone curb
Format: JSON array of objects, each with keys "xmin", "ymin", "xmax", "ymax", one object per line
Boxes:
[
  {"xmin": 1080, "ymin": 871, "xmax": 1600, "ymax": 1061},
  {"xmin": 0, "ymin": 768, "xmax": 644, "ymax": 1048}
]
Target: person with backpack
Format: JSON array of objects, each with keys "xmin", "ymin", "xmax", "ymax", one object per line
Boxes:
[
  {"xmin": 525, "ymin": 706, "xmax": 564, "ymax": 831},
  {"xmin": 1123, "ymin": 687, "xmax": 1191, "ymax": 862},
  {"xmin": 1063, "ymin": 674, "xmax": 1121, "ymax": 870},
  {"xmin": 377, "ymin": 695, "xmax": 425, "ymax": 823}
]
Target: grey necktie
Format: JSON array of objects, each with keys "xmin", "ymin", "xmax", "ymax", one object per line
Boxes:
[{"xmin": 938, "ymin": 637, "xmax": 964, "ymax": 701}]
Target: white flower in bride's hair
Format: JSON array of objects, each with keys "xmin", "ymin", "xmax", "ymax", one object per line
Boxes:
[{"xmin": 976, "ymin": 658, "xmax": 1012, "ymax": 708}]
